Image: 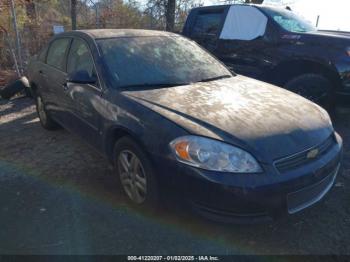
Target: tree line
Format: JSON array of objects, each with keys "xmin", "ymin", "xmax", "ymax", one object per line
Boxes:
[{"xmin": 0, "ymin": 0, "xmax": 263, "ymax": 71}]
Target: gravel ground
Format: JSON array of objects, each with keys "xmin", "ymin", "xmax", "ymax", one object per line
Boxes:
[{"xmin": 0, "ymin": 96, "xmax": 349, "ymax": 255}]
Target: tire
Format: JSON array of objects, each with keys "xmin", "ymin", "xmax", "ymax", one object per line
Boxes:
[
  {"xmin": 113, "ymin": 136, "xmax": 159, "ymax": 208},
  {"xmin": 24, "ymin": 87, "xmax": 33, "ymax": 98},
  {"xmin": 284, "ymin": 74, "xmax": 335, "ymax": 111},
  {"xmin": 35, "ymin": 95, "xmax": 60, "ymax": 130},
  {"xmin": 0, "ymin": 78, "xmax": 26, "ymax": 99}
]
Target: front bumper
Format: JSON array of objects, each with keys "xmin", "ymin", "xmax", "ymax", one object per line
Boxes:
[
  {"xmin": 287, "ymin": 164, "xmax": 339, "ymax": 214},
  {"xmin": 189, "ymin": 163, "xmax": 340, "ymax": 224},
  {"xmin": 154, "ymin": 133, "xmax": 343, "ymax": 223}
]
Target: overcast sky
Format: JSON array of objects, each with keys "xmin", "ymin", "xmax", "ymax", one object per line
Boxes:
[{"xmin": 202, "ymin": 0, "xmax": 350, "ymax": 31}]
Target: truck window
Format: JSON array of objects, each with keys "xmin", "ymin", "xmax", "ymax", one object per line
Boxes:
[
  {"xmin": 220, "ymin": 6, "xmax": 268, "ymax": 41},
  {"xmin": 192, "ymin": 11, "xmax": 224, "ymax": 37},
  {"xmin": 263, "ymin": 8, "xmax": 316, "ymax": 33}
]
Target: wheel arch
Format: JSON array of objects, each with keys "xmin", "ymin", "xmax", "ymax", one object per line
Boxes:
[
  {"xmin": 29, "ymin": 80, "xmax": 39, "ymax": 97},
  {"xmin": 104, "ymin": 125, "xmax": 147, "ymax": 163},
  {"xmin": 266, "ymin": 59, "xmax": 341, "ymax": 89}
]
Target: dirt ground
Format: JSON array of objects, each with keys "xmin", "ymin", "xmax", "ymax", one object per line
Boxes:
[{"xmin": 0, "ymin": 96, "xmax": 349, "ymax": 255}]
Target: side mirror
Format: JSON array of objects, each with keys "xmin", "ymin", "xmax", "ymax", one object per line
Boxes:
[{"xmin": 67, "ymin": 70, "xmax": 96, "ymax": 84}]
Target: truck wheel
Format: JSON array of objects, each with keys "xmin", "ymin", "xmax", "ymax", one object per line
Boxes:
[
  {"xmin": 36, "ymin": 95, "xmax": 60, "ymax": 130},
  {"xmin": 284, "ymin": 74, "xmax": 335, "ymax": 111},
  {"xmin": 113, "ymin": 136, "xmax": 159, "ymax": 208}
]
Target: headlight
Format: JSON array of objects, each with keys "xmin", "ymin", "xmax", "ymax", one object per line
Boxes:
[
  {"xmin": 346, "ymin": 47, "xmax": 350, "ymax": 56},
  {"xmin": 169, "ymin": 136, "xmax": 262, "ymax": 173}
]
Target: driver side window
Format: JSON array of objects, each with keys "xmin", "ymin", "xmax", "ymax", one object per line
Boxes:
[{"xmin": 67, "ymin": 38, "xmax": 97, "ymax": 82}]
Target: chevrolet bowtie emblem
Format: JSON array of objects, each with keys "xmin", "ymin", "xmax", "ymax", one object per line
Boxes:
[{"xmin": 307, "ymin": 149, "xmax": 319, "ymax": 159}]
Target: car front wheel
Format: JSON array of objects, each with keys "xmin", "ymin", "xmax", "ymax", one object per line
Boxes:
[{"xmin": 113, "ymin": 137, "xmax": 159, "ymax": 207}]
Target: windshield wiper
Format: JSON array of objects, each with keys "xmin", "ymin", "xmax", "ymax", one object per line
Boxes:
[
  {"xmin": 119, "ymin": 82, "xmax": 189, "ymax": 89},
  {"xmin": 197, "ymin": 75, "xmax": 232, "ymax": 83},
  {"xmin": 119, "ymin": 75, "xmax": 232, "ymax": 89}
]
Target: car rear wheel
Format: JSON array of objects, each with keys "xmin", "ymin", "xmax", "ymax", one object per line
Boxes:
[
  {"xmin": 284, "ymin": 74, "xmax": 335, "ymax": 111},
  {"xmin": 36, "ymin": 95, "xmax": 60, "ymax": 130},
  {"xmin": 113, "ymin": 137, "xmax": 159, "ymax": 207}
]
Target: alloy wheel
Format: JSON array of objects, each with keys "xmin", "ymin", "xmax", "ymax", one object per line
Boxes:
[{"xmin": 117, "ymin": 150, "xmax": 147, "ymax": 204}]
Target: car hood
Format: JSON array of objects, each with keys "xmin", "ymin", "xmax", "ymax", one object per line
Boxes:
[{"xmin": 122, "ymin": 76, "xmax": 333, "ymax": 162}]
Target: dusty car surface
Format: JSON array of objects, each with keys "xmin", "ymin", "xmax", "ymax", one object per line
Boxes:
[{"xmin": 27, "ymin": 29, "xmax": 342, "ymax": 222}]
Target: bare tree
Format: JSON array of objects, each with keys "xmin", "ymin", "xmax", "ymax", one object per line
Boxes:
[
  {"xmin": 9, "ymin": 0, "xmax": 23, "ymax": 73},
  {"xmin": 71, "ymin": 0, "xmax": 77, "ymax": 30},
  {"xmin": 247, "ymin": 0, "xmax": 264, "ymax": 3},
  {"xmin": 23, "ymin": 0, "xmax": 37, "ymax": 62},
  {"xmin": 166, "ymin": 0, "xmax": 176, "ymax": 32},
  {"xmin": 145, "ymin": 0, "xmax": 202, "ymax": 31}
]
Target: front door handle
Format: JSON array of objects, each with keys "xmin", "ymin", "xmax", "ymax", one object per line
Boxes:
[
  {"xmin": 39, "ymin": 70, "xmax": 47, "ymax": 78},
  {"xmin": 62, "ymin": 82, "xmax": 69, "ymax": 92}
]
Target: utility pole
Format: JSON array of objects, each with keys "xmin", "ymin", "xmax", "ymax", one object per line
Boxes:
[
  {"xmin": 71, "ymin": 0, "xmax": 77, "ymax": 30},
  {"xmin": 9, "ymin": 0, "xmax": 23, "ymax": 75},
  {"xmin": 166, "ymin": 0, "xmax": 176, "ymax": 32},
  {"xmin": 316, "ymin": 15, "xmax": 320, "ymax": 28}
]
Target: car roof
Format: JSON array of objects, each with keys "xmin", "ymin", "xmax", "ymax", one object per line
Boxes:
[{"xmin": 58, "ymin": 29, "xmax": 179, "ymax": 40}]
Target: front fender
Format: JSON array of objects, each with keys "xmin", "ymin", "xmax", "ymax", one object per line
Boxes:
[{"xmin": 101, "ymin": 91, "xmax": 189, "ymax": 161}]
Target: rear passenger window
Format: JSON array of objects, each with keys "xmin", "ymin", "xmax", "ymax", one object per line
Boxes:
[
  {"xmin": 46, "ymin": 38, "xmax": 71, "ymax": 71},
  {"xmin": 192, "ymin": 12, "xmax": 224, "ymax": 36}
]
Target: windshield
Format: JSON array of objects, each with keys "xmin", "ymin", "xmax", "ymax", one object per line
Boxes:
[
  {"xmin": 264, "ymin": 8, "xmax": 317, "ymax": 33},
  {"xmin": 97, "ymin": 36, "xmax": 232, "ymax": 88}
]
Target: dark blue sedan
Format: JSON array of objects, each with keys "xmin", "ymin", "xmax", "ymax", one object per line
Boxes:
[{"xmin": 27, "ymin": 29, "xmax": 342, "ymax": 222}]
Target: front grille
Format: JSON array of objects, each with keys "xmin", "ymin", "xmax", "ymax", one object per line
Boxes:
[
  {"xmin": 274, "ymin": 135, "xmax": 335, "ymax": 173},
  {"xmin": 287, "ymin": 164, "xmax": 339, "ymax": 214}
]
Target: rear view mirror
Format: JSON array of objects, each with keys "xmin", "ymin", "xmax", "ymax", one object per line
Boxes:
[{"xmin": 67, "ymin": 70, "xmax": 96, "ymax": 84}]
